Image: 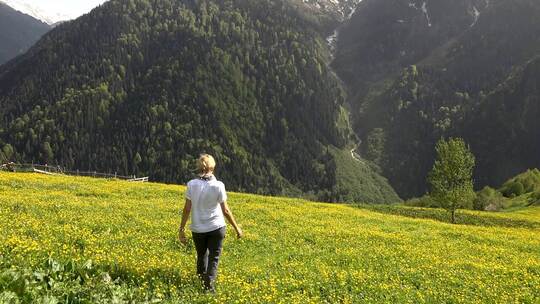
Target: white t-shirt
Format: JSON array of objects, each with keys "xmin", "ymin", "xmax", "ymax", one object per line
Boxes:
[{"xmin": 186, "ymin": 175, "xmax": 227, "ymax": 233}]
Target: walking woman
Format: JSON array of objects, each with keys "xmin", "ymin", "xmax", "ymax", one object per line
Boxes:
[{"xmin": 178, "ymin": 154, "xmax": 243, "ymax": 292}]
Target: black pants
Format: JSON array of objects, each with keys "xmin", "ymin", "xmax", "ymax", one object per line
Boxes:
[{"xmin": 192, "ymin": 226, "xmax": 226, "ymax": 290}]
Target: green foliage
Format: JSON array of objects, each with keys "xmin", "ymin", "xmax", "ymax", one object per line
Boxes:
[
  {"xmin": 0, "ymin": 144, "xmax": 14, "ymax": 163},
  {"xmin": 531, "ymin": 191, "xmax": 540, "ymax": 206},
  {"xmin": 133, "ymin": 152, "xmax": 142, "ymax": 165},
  {"xmin": 502, "ymin": 181, "xmax": 525, "ymax": 198},
  {"xmin": 405, "ymin": 168, "xmax": 540, "ymax": 212},
  {"xmin": 473, "ymin": 186, "xmax": 504, "ymax": 211},
  {"xmin": 2, "ymin": 144, "xmax": 14, "ymax": 160},
  {"xmin": 364, "ymin": 128, "xmax": 385, "ymax": 166},
  {"xmin": 404, "ymin": 195, "xmax": 438, "ymax": 208},
  {"xmin": 41, "ymin": 142, "xmax": 53, "ymax": 163},
  {"xmin": 500, "ymin": 169, "xmax": 540, "ymax": 197},
  {"xmin": 360, "ymin": 204, "xmax": 540, "ymax": 229},
  {"xmin": 428, "ymin": 138, "xmax": 476, "ymax": 223},
  {"xmin": 0, "ymin": 257, "xmax": 154, "ymax": 303}
]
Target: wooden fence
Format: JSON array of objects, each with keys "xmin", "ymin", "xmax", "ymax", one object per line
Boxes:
[{"xmin": 0, "ymin": 163, "xmax": 149, "ymax": 182}]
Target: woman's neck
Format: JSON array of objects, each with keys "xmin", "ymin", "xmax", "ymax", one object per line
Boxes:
[{"xmin": 199, "ymin": 172, "xmax": 215, "ymax": 181}]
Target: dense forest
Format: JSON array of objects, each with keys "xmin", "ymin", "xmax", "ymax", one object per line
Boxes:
[
  {"xmin": 333, "ymin": 0, "xmax": 540, "ymax": 198},
  {"xmin": 0, "ymin": 2, "xmax": 50, "ymax": 64},
  {"xmin": 0, "ymin": 0, "xmax": 400, "ymax": 203}
]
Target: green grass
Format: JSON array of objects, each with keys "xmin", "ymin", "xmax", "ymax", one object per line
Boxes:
[
  {"xmin": 0, "ymin": 172, "xmax": 539, "ymax": 303},
  {"xmin": 329, "ymin": 146, "xmax": 401, "ymax": 204},
  {"xmin": 361, "ymin": 204, "xmax": 540, "ymax": 229}
]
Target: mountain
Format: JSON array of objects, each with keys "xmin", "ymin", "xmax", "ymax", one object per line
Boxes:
[
  {"xmin": 0, "ymin": 2, "xmax": 50, "ymax": 65},
  {"xmin": 0, "ymin": 0, "xmax": 71, "ymax": 25},
  {"xmin": 0, "ymin": 0, "xmax": 400, "ymax": 203},
  {"xmin": 332, "ymin": 0, "xmax": 540, "ymax": 198}
]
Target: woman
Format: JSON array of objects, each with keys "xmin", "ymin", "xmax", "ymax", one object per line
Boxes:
[{"xmin": 178, "ymin": 154, "xmax": 243, "ymax": 292}]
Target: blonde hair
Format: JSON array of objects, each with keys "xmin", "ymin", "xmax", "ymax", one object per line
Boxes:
[{"xmin": 197, "ymin": 154, "xmax": 216, "ymax": 175}]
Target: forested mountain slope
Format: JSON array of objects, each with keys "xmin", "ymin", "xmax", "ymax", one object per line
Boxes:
[
  {"xmin": 332, "ymin": 0, "xmax": 540, "ymax": 197},
  {"xmin": 0, "ymin": 0, "xmax": 400, "ymax": 203},
  {"xmin": 0, "ymin": 2, "xmax": 50, "ymax": 64}
]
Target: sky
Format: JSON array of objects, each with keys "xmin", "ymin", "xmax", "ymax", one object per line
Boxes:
[{"xmin": 2, "ymin": 0, "xmax": 108, "ymax": 24}]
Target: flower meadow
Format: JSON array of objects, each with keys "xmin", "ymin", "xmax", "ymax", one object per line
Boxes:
[{"xmin": 0, "ymin": 172, "xmax": 539, "ymax": 303}]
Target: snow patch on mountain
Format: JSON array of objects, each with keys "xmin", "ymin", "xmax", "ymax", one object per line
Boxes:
[
  {"xmin": 0, "ymin": 0, "xmax": 69, "ymax": 24},
  {"xmin": 470, "ymin": 6, "xmax": 480, "ymax": 27},
  {"xmin": 347, "ymin": 5, "xmax": 357, "ymax": 19},
  {"xmin": 322, "ymin": 0, "xmax": 361, "ymax": 58},
  {"xmin": 301, "ymin": 0, "xmax": 361, "ymax": 21},
  {"xmin": 421, "ymin": 2, "xmax": 432, "ymax": 27},
  {"xmin": 409, "ymin": 1, "xmax": 432, "ymax": 27},
  {"xmin": 327, "ymin": 29, "xmax": 339, "ymax": 55}
]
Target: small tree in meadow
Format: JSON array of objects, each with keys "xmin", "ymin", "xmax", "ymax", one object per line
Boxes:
[{"xmin": 428, "ymin": 137, "xmax": 476, "ymax": 223}]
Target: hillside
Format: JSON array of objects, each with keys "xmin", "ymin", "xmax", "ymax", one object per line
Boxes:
[
  {"xmin": 0, "ymin": 2, "xmax": 50, "ymax": 65},
  {"xmin": 0, "ymin": 0, "xmax": 399, "ymax": 203},
  {"xmin": 0, "ymin": 172, "xmax": 538, "ymax": 302},
  {"xmin": 475, "ymin": 169, "xmax": 540, "ymax": 211},
  {"xmin": 332, "ymin": 0, "xmax": 540, "ymax": 198}
]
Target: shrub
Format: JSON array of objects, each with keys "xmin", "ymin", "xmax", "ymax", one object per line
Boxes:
[
  {"xmin": 502, "ymin": 181, "xmax": 525, "ymax": 198},
  {"xmin": 522, "ymin": 177, "xmax": 536, "ymax": 193},
  {"xmin": 500, "ymin": 169, "xmax": 540, "ymax": 196},
  {"xmin": 530, "ymin": 191, "xmax": 540, "ymax": 206},
  {"xmin": 474, "ymin": 186, "xmax": 504, "ymax": 211},
  {"xmin": 404, "ymin": 195, "xmax": 439, "ymax": 208}
]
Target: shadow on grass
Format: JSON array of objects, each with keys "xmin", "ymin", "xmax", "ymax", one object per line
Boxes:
[{"xmin": 355, "ymin": 204, "xmax": 540, "ymax": 229}]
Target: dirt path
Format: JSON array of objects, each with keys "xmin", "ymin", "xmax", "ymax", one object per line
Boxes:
[{"xmin": 350, "ymin": 141, "xmax": 364, "ymax": 164}]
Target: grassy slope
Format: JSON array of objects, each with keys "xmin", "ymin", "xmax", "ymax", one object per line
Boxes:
[
  {"xmin": 0, "ymin": 172, "xmax": 539, "ymax": 303},
  {"xmin": 329, "ymin": 147, "xmax": 401, "ymax": 204}
]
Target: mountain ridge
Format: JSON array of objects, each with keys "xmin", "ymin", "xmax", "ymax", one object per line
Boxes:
[
  {"xmin": 0, "ymin": 0, "xmax": 71, "ymax": 24},
  {"xmin": 0, "ymin": 1, "xmax": 50, "ymax": 65}
]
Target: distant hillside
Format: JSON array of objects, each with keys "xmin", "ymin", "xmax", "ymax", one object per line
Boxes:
[
  {"xmin": 406, "ymin": 168, "xmax": 540, "ymax": 211},
  {"xmin": 476, "ymin": 168, "xmax": 540, "ymax": 210},
  {"xmin": 332, "ymin": 0, "xmax": 540, "ymax": 197},
  {"xmin": 0, "ymin": 0, "xmax": 399, "ymax": 203},
  {"xmin": 0, "ymin": 2, "xmax": 50, "ymax": 65}
]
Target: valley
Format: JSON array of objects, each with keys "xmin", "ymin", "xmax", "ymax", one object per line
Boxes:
[{"xmin": 331, "ymin": 0, "xmax": 540, "ymax": 198}]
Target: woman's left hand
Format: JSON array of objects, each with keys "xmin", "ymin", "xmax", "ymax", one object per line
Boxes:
[
  {"xmin": 236, "ymin": 227, "xmax": 244, "ymax": 239},
  {"xmin": 178, "ymin": 230, "xmax": 188, "ymax": 245}
]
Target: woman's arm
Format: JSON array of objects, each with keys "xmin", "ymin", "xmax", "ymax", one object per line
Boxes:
[
  {"xmin": 178, "ymin": 199, "xmax": 192, "ymax": 245},
  {"xmin": 220, "ymin": 201, "xmax": 243, "ymax": 238}
]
